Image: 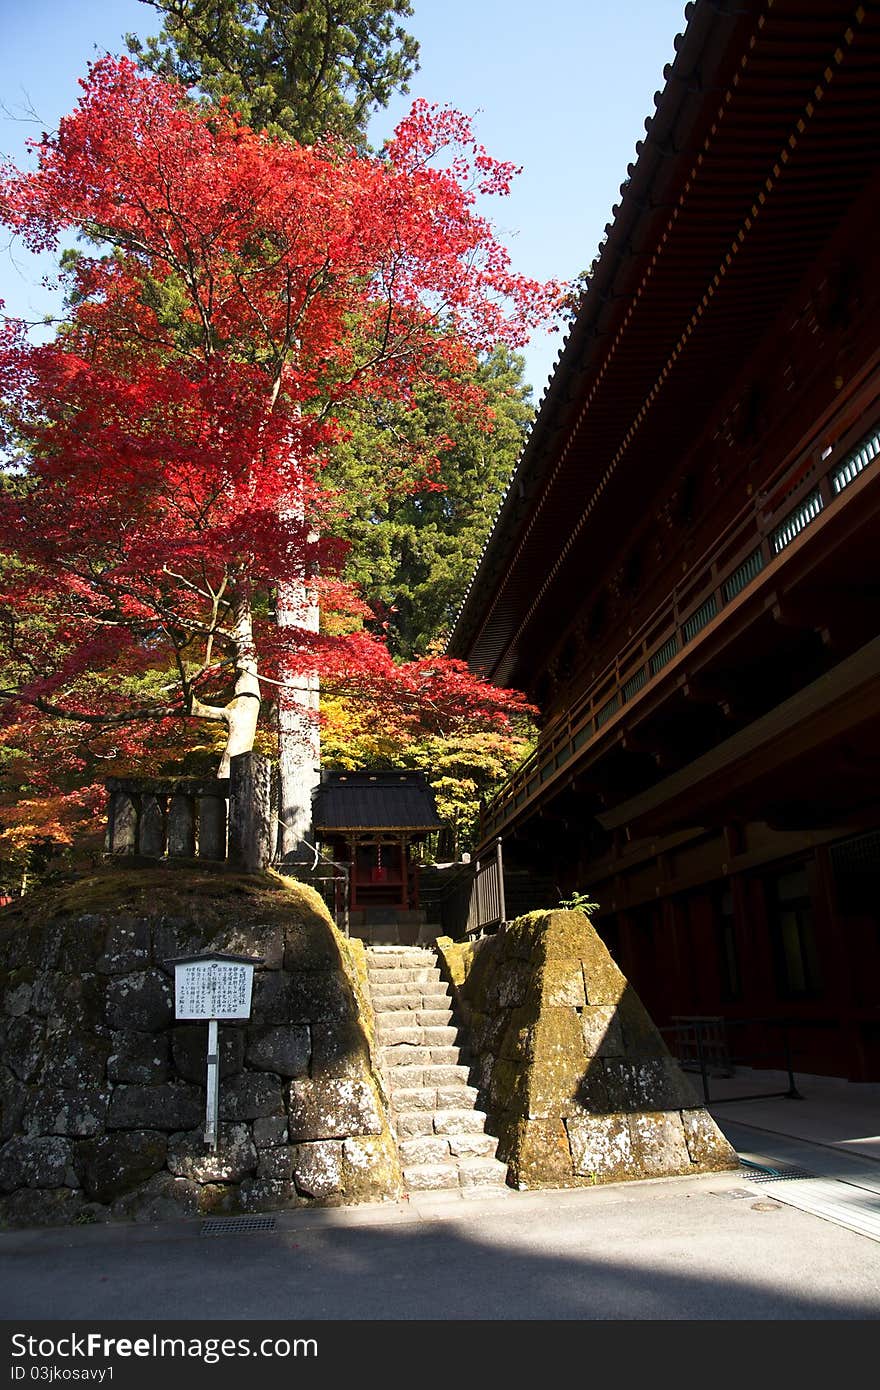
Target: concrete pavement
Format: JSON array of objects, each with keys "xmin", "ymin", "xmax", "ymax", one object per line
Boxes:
[{"xmin": 1, "ymin": 1071, "xmax": 878, "ymax": 1321}]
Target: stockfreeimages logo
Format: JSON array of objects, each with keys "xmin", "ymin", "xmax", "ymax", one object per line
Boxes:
[{"xmin": 10, "ymin": 1333, "xmax": 317, "ymax": 1366}]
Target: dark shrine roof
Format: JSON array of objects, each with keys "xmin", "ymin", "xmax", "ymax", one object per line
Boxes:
[
  {"xmin": 312, "ymin": 770, "xmax": 442, "ymax": 833},
  {"xmin": 447, "ymin": 0, "xmax": 880, "ymax": 688}
]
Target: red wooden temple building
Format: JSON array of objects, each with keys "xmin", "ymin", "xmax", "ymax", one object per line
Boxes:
[
  {"xmin": 312, "ymin": 770, "xmax": 441, "ymax": 943},
  {"xmin": 448, "ymin": 0, "xmax": 880, "ymax": 1081}
]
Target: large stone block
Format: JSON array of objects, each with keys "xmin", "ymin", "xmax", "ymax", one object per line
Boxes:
[
  {"xmin": 681, "ymin": 1109, "xmax": 739, "ymax": 1171},
  {"xmin": 110, "ymin": 1172, "xmax": 201, "ymax": 1223},
  {"xmin": 33, "ymin": 974, "xmax": 104, "ymax": 1030},
  {"xmin": 283, "ymin": 920, "xmax": 340, "ymax": 972},
  {"xmin": 524, "ymin": 1010, "xmax": 588, "ymax": 1118},
  {"xmin": 25, "ymin": 1087, "xmax": 109, "ymax": 1138},
  {"xmin": 581, "ymin": 1005, "xmax": 625, "ymax": 1058},
  {"xmin": 255, "ymin": 1146, "xmax": 295, "ymax": 1181},
  {"xmin": 290, "ymin": 1139, "xmax": 344, "ymax": 1199},
  {"xmin": 246, "ymin": 1025, "xmax": 311, "ymax": 1078},
  {"xmin": 4, "ymin": 1017, "xmax": 45, "ymax": 1083},
  {"xmin": 41, "ymin": 1033, "xmax": 110, "ymax": 1089},
  {"xmin": 218, "ymin": 1073, "xmax": 284, "ymax": 1120},
  {"xmin": 342, "ymin": 1133, "xmax": 401, "ymax": 1200},
  {"xmin": 601, "ymin": 1059, "xmax": 642, "ymax": 1111},
  {"xmin": 534, "ymin": 960, "xmax": 587, "ymax": 1009},
  {"xmin": 309, "ymin": 1022, "xmax": 370, "ymax": 1080},
  {"xmin": 0, "ymin": 1135, "xmax": 77, "ymax": 1192},
  {"xmin": 628, "ymin": 1111, "xmax": 692, "ymax": 1175},
  {"xmin": 634, "ymin": 1058, "xmax": 700, "ymax": 1111},
  {"xmin": 0, "ymin": 1067, "xmax": 27, "ymax": 1142},
  {"xmin": 0, "ymin": 1187, "xmax": 97, "ymax": 1228},
  {"xmin": 566, "ymin": 1112, "xmax": 634, "ymax": 1182},
  {"xmin": 167, "ymin": 1125, "xmax": 256, "ymax": 1183},
  {"xmin": 287, "ymin": 971, "xmax": 354, "ymax": 1025},
  {"xmin": 250, "ymin": 971, "xmax": 293, "ymax": 1025},
  {"xmin": 288, "ymin": 1078, "xmax": 383, "ymax": 1141},
  {"xmin": 107, "ymin": 1031, "xmax": 170, "ymax": 1084},
  {"xmin": 238, "ymin": 1177, "xmax": 300, "ymax": 1213},
  {"xmin": 507, "ymin": 1117, "xmax": 573, "ymax": 1190},
  {"xmin": 215, "ymin": 923, "xmax": 284, "ymax": 971},
  {"xmin": 105, "ymin": 969, "xmax": 173, "ymax": 1033},
  {"xmin": 616, "ymin": 989, "xmax": 669, "ymax": 1058},
  {"xmin": 56, "ymin": 919, "xmax": 107, "ymax": 975},
  {"xmin": 485, "ymin": 960, "xmax": 531, "ymax": 1012},
  {"xmin": 253, "ymin": 1116, "xmax": 288, "ymax": 1148},
  {"xmin": 77, "ymin": 1131, "xmax": 168, "ymax": 1203},
  {"xmin": 96, "ymin": 918, "xmax": 151, "ymax": 975},
  {"xmin": 107, "ymin": 1083, "xmax": 203, "ymax": 1132},
  {"xmin": 172, "ymin": 1025, "xmax": 245, "ymax": 1083}
]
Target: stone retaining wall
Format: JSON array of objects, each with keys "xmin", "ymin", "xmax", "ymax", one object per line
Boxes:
[
  {"xmin": 436, "ymin": 910, "xmax": 738, "ymax": 1189},
  {"xmin": 0, "ymin": 870, "xmax": 401, "ymax": 1225}
]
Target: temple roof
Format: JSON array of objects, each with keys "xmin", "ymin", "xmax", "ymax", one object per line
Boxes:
[
  {"xmin": 312, "ymin": 770, "xmax": 442, "ymax": 833},
  {"xmin": 447, "ymin": 0, "xmax": 880, "ymax": 688}
]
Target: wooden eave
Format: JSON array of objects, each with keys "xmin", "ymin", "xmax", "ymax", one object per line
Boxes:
[{"xmin": 448, "ymin": 0, "xmax": 880, "ymax": 691}]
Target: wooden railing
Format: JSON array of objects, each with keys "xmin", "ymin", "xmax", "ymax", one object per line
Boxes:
[
  {"xmin": 478, "ymin": 416, "xmax": 880, "ymax": 846},
  {"xmin": 466, "ymin": 838, "xmax": 506, "ymax": 936}
]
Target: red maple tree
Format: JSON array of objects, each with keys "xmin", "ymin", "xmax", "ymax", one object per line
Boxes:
[{"xmin": 0, "ymin": 57, "xmax": 551, "ymax": 855}]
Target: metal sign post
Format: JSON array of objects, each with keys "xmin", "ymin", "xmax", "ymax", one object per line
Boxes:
[{"xmin": 166, "ymin": 951, "xmax": 262, "ymax": 1150}]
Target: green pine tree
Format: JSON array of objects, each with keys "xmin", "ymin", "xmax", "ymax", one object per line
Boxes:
[{"xmin": 128, "ymin": 0, "xmax": 419, "ymax": 143}]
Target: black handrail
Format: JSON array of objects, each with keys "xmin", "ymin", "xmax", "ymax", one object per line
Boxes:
[{"xmin": 662, "ymin": 1015, "xmax": 806, "ymax": 1105}]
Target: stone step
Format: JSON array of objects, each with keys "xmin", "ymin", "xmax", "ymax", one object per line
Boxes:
[
  {"xmin": 376, "ymin": 1024, "xmax": 459, "ymax": 1049},
  {"xmin": 390, "ymin": 1082, "xmax": 480, "ymax": 1113},
  {"xmin": 401, "ymin": 1162, "xmax": 462, "ymax": 1192},
  {"xmin": 399, "ymin": 1132, "xmax": 498, "ymax": 1164},
  {"xmin": 433, "ymin": 1108, "xmax": 491, "ymax": 1135},
  {"xmin": 401, "ymin": 1156, "xmax": 508, "ymax": 1192},
  {"xmin": 367, "ymin": 967, "xmax": 442, "ymax": 985},
  {"xmin": 375, "ymin": 1008, "xmax": 453, "ymax": 1031},
  {"xmin": 369, "ymin": 986, "xmax": 451, "ymax": 1008},
  {"xmin": 380, "ymin": 1044, "xmax": 469, "ymax": 1069},
  {"xmin": 383, "ymin": 1063, "xmax": 472, "ymax": 1091}
]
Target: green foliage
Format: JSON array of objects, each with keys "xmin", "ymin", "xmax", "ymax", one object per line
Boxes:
[
  {"xmin": 328, "ymin": 345, "xmax": 533, "ymax": 658},
  {"xmin": 128, "ymin": 0, "xmax": 419, "ymax": 143},
  {"xmin": 558, "ymin": 890, "xmax": 599, "ymax": 914}
]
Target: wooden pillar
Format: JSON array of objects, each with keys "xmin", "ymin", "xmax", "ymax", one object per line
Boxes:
[
  {"xmin": 348, "ymin": 835, "xmax": 358, "ymax": 910},
  {"xmin": 398, "ymin": 835, "xmax": 407, "ymax": 909},
  {"xmin": 813, "ymin": 846, "xmax": 866, "ymax": 1080}
]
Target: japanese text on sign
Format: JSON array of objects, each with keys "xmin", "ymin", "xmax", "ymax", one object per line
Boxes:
[{"xmin": 174, "ymin": 961, "xmax": 254, "ymax": 1020}]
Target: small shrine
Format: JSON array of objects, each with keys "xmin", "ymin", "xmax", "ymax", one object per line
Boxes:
[{"xmin": 312, "ymin": 769, "xmax": 442, "ymax": 944}]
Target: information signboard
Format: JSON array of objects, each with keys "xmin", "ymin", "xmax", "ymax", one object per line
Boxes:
[
  {"xmin": 165, "ymin": 950, "xmax": 262, "ymax": 1149},
  {"xmin": 174, "ymin": 958, "xmax": 254, "ymax": 1021}
]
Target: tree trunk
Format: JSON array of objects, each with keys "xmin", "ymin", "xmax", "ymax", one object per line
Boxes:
[
  {"xmin": 276, "ymin": 569, "xmax": 320, "ymax": 862},
  {"xmin": 215, "ymin": 590, "xmax": 262, "ymax": 777}
]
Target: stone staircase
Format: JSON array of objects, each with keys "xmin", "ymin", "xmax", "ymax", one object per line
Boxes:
[{"xmin": 366, "ymin": 945, "xmax": 509, "ymax": 1194}]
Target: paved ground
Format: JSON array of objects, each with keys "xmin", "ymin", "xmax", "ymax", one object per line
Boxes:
[{"xmin": 1, "ymin": 1071, "xmax": 878, "ymax": 1322}]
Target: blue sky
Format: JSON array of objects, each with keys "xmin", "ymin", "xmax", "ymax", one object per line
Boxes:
[{"xmin": 0, "ymin": 0, "xmax": 686, "ymax": 398}]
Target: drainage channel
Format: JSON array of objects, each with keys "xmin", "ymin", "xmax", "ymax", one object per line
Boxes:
[
  {"xmin": 737, "ymin": 1159, "xmax": 880, "ymax": 1242},
  {"xmin": 201, "ymin": 1216, "xmax": 278, "ymax": 1237}
]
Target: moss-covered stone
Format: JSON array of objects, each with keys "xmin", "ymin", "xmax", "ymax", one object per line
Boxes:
[
  {"xmin": 77, "ymin": 1130, "xmax": 168, "ymax": 1202},
  {"xmin": 628, "ymin": 1111, "xmax": 692, "ymax": 1175},
  {"xmin": 507, "ymin": 1118, "xmax": 573, "ymax": 1190},
  {"xmin": 342, "ymin": 1132, "xmax": 401, "ymax": 1200},
  {"xmin": 434, "ymin": 906, "xmax": 739, "ymax": 1188},
  {"xmin": 682, "ymin": 1108, "xmax": 739, "ymax": 1170},
  {"xmin": 0, "ymin": 867, "xmax": 409, "ymax": 1222},
  {"xmin": 566, "ymin": 1113, "xmax": 634, "ymax": 1182}
]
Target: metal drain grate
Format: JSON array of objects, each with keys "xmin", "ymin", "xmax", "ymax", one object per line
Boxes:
[
  {"xmin": 200, "ymin": 1216, "xmax": 277, "ymax": 1236},
  {"xmin": 740, "ymin": 1161, "xmax": 816, "ymax": 1183}
]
